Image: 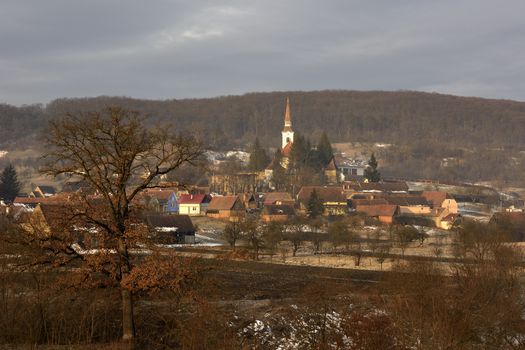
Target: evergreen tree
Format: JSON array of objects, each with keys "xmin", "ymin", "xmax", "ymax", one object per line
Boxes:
[
  {"xmin": 307, "ymin": 189, "xmax": 324, "ymax": 218},
  {"xmin": 289, "ymin": 133, "xmax": 308, "ymax": 170},
  {"xmin": 317, "ymin": 131, "xmax": 334, "ymax": 166},
  {"xmin": 0, "ymin": 164, "xmax": 21, "ymax": 202},
  {"xmin": 364, "ymin": 153, "xmax": 381, "ymax": 182},
  {"xmin": 248, "ymin": 137, "xmax": 270, "ymax": 171},
  {"xmin": 270, "ymin": 149, "xmax": 287, "ymax": 191}
]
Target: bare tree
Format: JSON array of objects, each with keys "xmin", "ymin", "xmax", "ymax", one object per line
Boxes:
[
  {"xmin": 40, "ymin": 107, "xmax": 203, "ymax": 343},
  {"xmin": 285, "ymin": 217, "xmax": 308, "ymax": 257},
  {"xmin": 223, "ymin": 220, "xmax": 243, "ymax": 250},
  {"xmin": 263, "ymin": 221, "xmax": 283, "ymax": 261},
  {"xmin": 241, "ymin": 217, "xmax": 262, "ymax": 260}
]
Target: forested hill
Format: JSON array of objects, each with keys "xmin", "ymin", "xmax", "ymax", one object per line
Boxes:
[{"xmin": 2, "ymin": 90, "xmax": 525, "ymax": 150}]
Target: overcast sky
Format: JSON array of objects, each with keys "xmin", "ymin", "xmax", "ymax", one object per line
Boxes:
[{"xmin": 1, "ymin": 0, "xmax": 525, "ymax": 105}]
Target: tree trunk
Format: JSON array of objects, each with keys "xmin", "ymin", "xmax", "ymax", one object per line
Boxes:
[
  {"xmin": 121, "ymin": 288, "xmax": 135, "ymax": 342},
  {"xmin": 118, "ymin": 237, "xmax": 135, "ymax": 343}
]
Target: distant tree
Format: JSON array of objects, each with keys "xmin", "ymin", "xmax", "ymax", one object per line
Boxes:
[
  {"xmin": 285, "ymin": 217, "xmax": 307, "ymax": 257},
  {"xmin": 289, "ymin": 134, "xmax": 308, "ymax": 170},
  {"xmin": 269, "ymin": 149, "xmax": 288, "ymax": 191},
  {"xmin": 307, "ymin": 189, "xmax": 324, "ymax": 219},
  {"xmin": 317, "ymin": 131, "xmax": 333, "ymax": 167},
  {"xmin": 394, "ymin": 225, "xmax": 419, "ymax": 257},
  {"xmin": 364, "ymin": 153, "xmax": 381, "ymax": 182},
  {"xmin": 306, "ymin": 147, "xmax": 323, "ymax": 171},
  {"xmin": 248, "ymin": 137, "xmax": 270, "ymax": 171},
  {"xmin": 375, "ymin": 244, "xmax": 391, "ymax": 270},
  {"xmin": 0, "ymin": 164, "xmax": 21, "ymax": 202},
  {"xmin": 328, "ymin": 220, "xmax": 351, "ymax": 252},
  {"xmin": 241, "ymin": 217, "xmax": 263, "ymax": 260},
  {"xmin": 223, "ymin": 220, "xmax": 243, "ymax": 250},
  {"xmin": 263, "ymin": 221, "xmax": 283, "ymax": 260},
  {"xmin": 309, "ymin": 218, "xmax": 324, "ymax": 254}
]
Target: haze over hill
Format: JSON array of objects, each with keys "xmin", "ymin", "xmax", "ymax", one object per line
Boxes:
[{"xmin": 1, "ymin": 90, "xmax": 525, "ymax": 184}]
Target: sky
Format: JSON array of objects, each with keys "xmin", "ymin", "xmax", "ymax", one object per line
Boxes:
[{"xmin": 1, "ymin": 0, "xmax": 525, "ymax": 105}]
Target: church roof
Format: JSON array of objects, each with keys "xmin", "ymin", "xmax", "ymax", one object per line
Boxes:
[{"xmin": 282, "ymin": 142, "xmax": 293, "ymax": 157}]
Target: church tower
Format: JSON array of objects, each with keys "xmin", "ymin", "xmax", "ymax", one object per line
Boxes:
[{"xmin": 281, "ymin": 97, "xmax": 294, "ymax": 149}]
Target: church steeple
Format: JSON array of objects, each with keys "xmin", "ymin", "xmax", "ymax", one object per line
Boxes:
[
  {"xmin": 281, "ymin": 97, "xmax": 294, "ymax": 149},
  {"xmin": 283, "ymin": 97, "xmax": 292, "ymax": 131}
]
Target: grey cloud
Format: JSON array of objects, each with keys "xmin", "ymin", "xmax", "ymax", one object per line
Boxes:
[{"xmin": 1, "ymin": 0, "xmax": 524, "ymax": 105}]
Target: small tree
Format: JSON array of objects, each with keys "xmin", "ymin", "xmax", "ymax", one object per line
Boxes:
[
  {"xmin": 0, "ymin": 164, "xmax": 21, "ymax": 202},
  {"xmin": 328, "ymin": 220, "xmax": 351, "ymax": 253},
  {"xmin": 309, "ymin": 218, "xmax": 324, "ymax": 254},
  {"xmin": 394, "ymin": 225, "xmax": 419, "ymax": 257},
  {"xmin": 242, "ymin": 217, "xmax": 263, "ymax": 260},
  {"xmin": 223, "ymin": 220, "xmax": 243, "ymax": 250},
  {"xmin": 364, "ymin": 153, "xmax": 380, "ymax": 182},
  {"xmin": 248, "ymin": 138, "xmax": 270, "ymax": 171},
  {"xmin": 263, "ymin": 221, "xmax": 283, "ymax": 261},
  {"xmin": 286, "ymin": 217, "xmax": 307, "ymax": 257},
  {"xmin": 317, "ymin": 131, "xmax": 333, "ymax": 167},
  {"xmin": 307, "ymin": 189, "xmax": 324, "ymax": 219},
  {"xmin": 376, "ymin": 244, "xmax": 391, "ymax": 270}
]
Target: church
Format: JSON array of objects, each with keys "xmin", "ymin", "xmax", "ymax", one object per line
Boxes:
[{"xmin": 280, "ymin": 97, "xmax": 294, "ymax": 168}]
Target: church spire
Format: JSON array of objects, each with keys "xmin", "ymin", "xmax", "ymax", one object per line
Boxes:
[
  {"xmin": 283, "ymin": 97, "xmax": 292, "ymax": 131},
  {"xmin": 281, "ymin": 97, "xmax": 294, "ymax": 150}
]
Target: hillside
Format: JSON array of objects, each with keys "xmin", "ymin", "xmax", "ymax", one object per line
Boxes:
[{"xmin": 1, "ymin": 90, "xmax": 525, "ymax": 185}]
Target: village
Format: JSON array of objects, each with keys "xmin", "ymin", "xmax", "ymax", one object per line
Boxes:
[{"xmin": 2, "ymin": 98, "xmax": 524, "ymax": 272}]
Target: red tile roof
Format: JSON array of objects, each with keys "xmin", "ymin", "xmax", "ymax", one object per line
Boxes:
[
  {"xmin": 264, "ymin": 192, "xmax": 294, "ymax": 205},
  {"xmin": 178, "ymin": 194, "xmax": 211, "ymax": 205},
  {"xmin": 422, "ymin": 191, "xmax": 450, "ymax": 207},
  {"xmin": 297, "ymin": 186, "xmax": 346, "ymax": 204},
  {"xmin": 207, "ymin": 196, "xmax": 241, "ymax": 211},
  {"xmin": 282, "ymin": 142, "xmax": 293, "ymax": 157},
  {"xmin": 356, "ymin": 204, "xmax": 398, "ymax": 217}
]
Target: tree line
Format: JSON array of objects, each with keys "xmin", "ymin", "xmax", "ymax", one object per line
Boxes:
[{"xmin": 2, "ymin": 90, "xmax": 525, "ymax": 184}]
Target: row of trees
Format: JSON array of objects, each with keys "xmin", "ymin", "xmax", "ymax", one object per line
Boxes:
[{"xmin": 222, "ymin": 215, "xmax": 426, "ymax": 269}]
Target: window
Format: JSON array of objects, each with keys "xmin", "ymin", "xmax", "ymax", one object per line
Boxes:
[{"xmin": 351, "ymin": 168, "xmax": 357, "ymax": 175}]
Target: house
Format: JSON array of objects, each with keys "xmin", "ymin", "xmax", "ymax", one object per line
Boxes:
[
  {"xmin": 422, "ymin": 191, "xmax": 458, "ymax": 214},
  {"xmin": 263, "ymin": 192, "xmax": 295, "ymax": 206},
  {"xmin": 334, "ymin": 155, "xmax": 367, "ymax": 182},
  {"xmin": 178, "ymin": 194, "xmax": 211, "ymax": 216},
  {"xmin": 139, "ymin": 189, "xmax": 181, "ymax": 213},
  {"xmin": 13, "ymin": 194, "xmax": 69, "ymax": 209},
  {"xmin": 261, "ymin": 205, "xmax": 295, "ymax": 222},
  {"xmin": 385, "ymin": 196, "xmax": 431, "ymax": 215},
  {"xmin": 21, "ymin": 203, "xmax": 96, "ymax": 246},
  {"xmin": 206, "ymin": 195, "xmax": 245, "ymax": 220},
  {"xmin": 30, "ymin": 185, "xmax": 57, "ymax": 198},
  {"xmin": 297, "ymin": 186, "xmax": 348, "ymax": 215},
  {"xmin": 355, "ymin": 204, "xmax": 398, "ymax": 224},
  {"xmin": 324, "ymin": 157, "xmax": 338, "ymax": 184},
  {"xmin": 439, "ymin": 212, "xmax": 461, "ymax": 230},
  {"xmin": 145, "ymin": 214, "xmax": 196, "ymax": 244}
]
